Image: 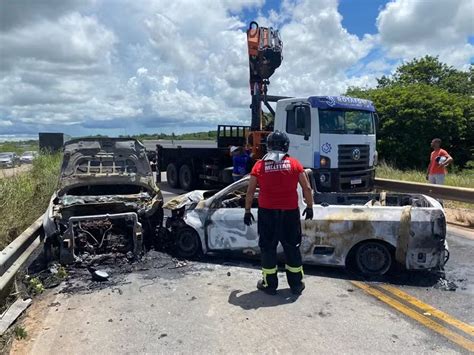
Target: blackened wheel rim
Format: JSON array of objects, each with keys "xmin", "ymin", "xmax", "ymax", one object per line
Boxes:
[
  {"xmin": 166, "ymin": 163, "xmax": 179, "ymax": 188},
  {"xmin": 179, "ymin": 164, "xmax": 194, "ymax": 191},
  {"xmin": 176, "ymin": 228, "xmax": 200, "ymax": 258},
  {"xmin": 356, "ymin": 242, "xmax": 392, "ymax": 276}
]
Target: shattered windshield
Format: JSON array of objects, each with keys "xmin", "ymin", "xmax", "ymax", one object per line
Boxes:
[{"xmin": 319, "ymin": 109, "xmax": 374, "ymax": 134}]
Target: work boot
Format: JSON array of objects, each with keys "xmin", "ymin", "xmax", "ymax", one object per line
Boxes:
[
  {"xmin": 257, "ymin": 279, "xmax": 277, "ymax": 295},
  {"xmin": 290, "ymin": 281, "xmax": 305, "ymax": 295}
]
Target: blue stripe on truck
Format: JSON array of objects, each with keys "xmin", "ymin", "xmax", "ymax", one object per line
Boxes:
[{"xmin": 313, "ymin": 151, "xmax": 320, "ymax": 169}]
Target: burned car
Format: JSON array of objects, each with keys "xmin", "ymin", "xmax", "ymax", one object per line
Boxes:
[
  {"xmin": 43, "ymin": 138, "xmax": 163, "ymax": 264},
  {"xmin": 161, "ymin": 171, "xmax": 448, "ymax": 275}
]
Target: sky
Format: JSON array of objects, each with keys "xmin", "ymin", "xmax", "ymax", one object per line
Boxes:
[{"xmin": 0, "ymin": 0, "xmax": 473, "ymax": 140}]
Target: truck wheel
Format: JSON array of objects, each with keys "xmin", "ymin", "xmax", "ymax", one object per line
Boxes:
[
  {"xmin": 166, "ymin": 163, "xmax": 180, "ymax": 188},
  {"xmin": 179, "ymin": 164, "xmax": 196, "ymax": 191},
  {"xmin": 175, "ymin": 227, "xmax": 201, "ymax": 258},
  {"xmin": 355, "ymin": 241, "xmax": 392, "ymax": 276}
]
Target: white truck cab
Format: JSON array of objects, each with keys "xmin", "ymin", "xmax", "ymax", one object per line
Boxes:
[{"xmin": 273, "ymin": 96, "xmax": 377, "ymax": 192}]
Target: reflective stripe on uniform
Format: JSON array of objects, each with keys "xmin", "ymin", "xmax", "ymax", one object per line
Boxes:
[
  {"xmin": 262, "ymin": 267, "xmax": 277, "ymax": 274},
  {"xmin": 262, "ymin": 267, "xmax": 277, "ymax": 287},
  {"xmin": 285, "ymin": 264, "xmax": 304, "ymax": 275}
]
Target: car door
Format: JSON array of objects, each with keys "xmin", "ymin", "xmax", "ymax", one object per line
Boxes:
[
  {"xmin": 205, "ymin": 180, "xmax": 260, "ymax": 254},
  {"xmin": 285, "ymin": 103, "xmax": 313, "ymax": 167}
]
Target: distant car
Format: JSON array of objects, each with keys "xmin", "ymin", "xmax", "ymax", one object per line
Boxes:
[
  {"xmin": 160, "ymin": 170, "xmax": 448, "ymax": 276},
  {"xmin": 43, "ymin": 138, "xmax": 164, "ymax": 264},
  {"xmin": 0, "ymin": 152, "xmax": 19, "ymax": 168},
  {"xmin": 20, "ymin": 151, "xmax": 38, "ymax": 164}
]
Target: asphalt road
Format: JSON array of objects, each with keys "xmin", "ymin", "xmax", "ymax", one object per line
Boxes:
[{"xmin": 10, "ymin": 176, "xmax": 474, "ymax": 354}]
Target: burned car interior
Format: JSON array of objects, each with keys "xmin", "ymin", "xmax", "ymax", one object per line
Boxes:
[
  {"xmin": 43, "ymin": 138, "xmax": 163, "ymax": 264},
  {"xmin": 218, "ymin": 188, "xmax": 259, "ymax": 209},
  {"xmin": 208, "ymin": 174, "xmax": 433, "ymax": 210}
]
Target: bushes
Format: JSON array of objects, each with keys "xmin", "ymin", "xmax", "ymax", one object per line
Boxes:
[
  {"xmin": 347, "ymin": 56, "xmax": 473, "ymax": 170},
  {"xmin": 369, "ymin": 84, "xmax": 471, "ymax": 169},
  {"xmin": 0, "ymin": 154, "xmax": 61, "ymax": 249}
]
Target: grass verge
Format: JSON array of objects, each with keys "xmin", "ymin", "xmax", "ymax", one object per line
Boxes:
[
  {"xmin": 0, "ymin": 154, "xmax": 61, "ymax": 249},
  {"xmin": 376, "ymin": 162, "xmax": 474, "ymax": 188}
]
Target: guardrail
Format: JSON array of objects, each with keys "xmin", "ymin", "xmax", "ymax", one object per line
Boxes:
[
  {"xmin": 0, "ymin": 215, "xmax": 44, "ymax": 299},
  {"xmin": 374, "ymin": 178, "xmax": 474, "ymax": 204}
]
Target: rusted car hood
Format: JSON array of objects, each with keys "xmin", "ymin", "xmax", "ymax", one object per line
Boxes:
[{"xmin": 57, "ymin": 138, "xmax": 157, "ymax": 195}]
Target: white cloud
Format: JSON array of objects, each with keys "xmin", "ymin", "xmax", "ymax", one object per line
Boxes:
[
  {"xmin": 0, "ymin": 0, "xmax": 472, "ymax": 138},
  {"xmin": 272, "ymin": 0, "xmax": 375, "ymax": 96},
  {"xmin": 0, "ymin": 0, "xmax": 92, "ymax": 31},
  {"xmin": 0, "ymin": 120, "xmax": 13, "ymax": 127},
  {"xmin": 377, "ymin": 0, "xmax": 474, "ymax": 68}
]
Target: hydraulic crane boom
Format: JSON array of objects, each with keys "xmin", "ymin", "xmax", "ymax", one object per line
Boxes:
[{"xmin": 246, "ymin": 21, "xmax": 283, "ymax": 158}]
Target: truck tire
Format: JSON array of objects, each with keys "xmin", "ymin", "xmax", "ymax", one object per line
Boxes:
[
  {"xmin": 175, "ymin": 227, "xmax": 201, "ymax": 258},
  {"xmin": 355, "ymin": 241, "xmax": 392, "ymax": 276},
  {"xmin": 179, "ymin": 164, "xmax": 196, "ymax": 191},
  {"xmin": 166, "ymin": 163, "xmax": 180, "ymax": 188}
]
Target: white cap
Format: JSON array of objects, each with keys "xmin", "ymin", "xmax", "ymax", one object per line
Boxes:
[
  {"xmin": 263, "ymin": 151, "xmax": 287, "ymax": 162},
  {"xmin": 230, "ymin": 146, "xmax": 239, "ymax": 153}
]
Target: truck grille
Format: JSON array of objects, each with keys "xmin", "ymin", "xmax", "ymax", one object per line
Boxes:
[{"xmin": 338, "ymin": 144, "xmax": 370, "ymax": 171}]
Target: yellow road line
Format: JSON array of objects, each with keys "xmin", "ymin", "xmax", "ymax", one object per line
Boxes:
[
  {"xmin": 351, "ymin": 281, "xmax": 474, "ymax": 353},
  {"xmin": 380, "ymin": 284, "xmax": 474, "ymax": 337}
]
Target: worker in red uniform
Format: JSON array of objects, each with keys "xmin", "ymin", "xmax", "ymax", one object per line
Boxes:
[{"xmin": 244, "ymin": 131, "xmax": 314, "ymax": 295}]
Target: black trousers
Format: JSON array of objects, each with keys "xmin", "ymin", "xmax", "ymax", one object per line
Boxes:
[{"xmin": 257, "ymin": 207, "xmax": 304, "ymax": 290}]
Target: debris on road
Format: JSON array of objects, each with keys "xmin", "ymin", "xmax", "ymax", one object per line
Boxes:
[
  {"xmin": 88, "ymin": 267, "xmax": 109, "ymax": 282},
  {"xmin": 169, "ymin": 259, "xmax": 188, "ymax": 269},
  {"xmin": 49, "ymin": 249, "xmax": 194, "ymax": 295},
  {"xmin": 0, "ymin": 298, "xmax": 32, "ymax": 335},
  {"xmin": 434, "ymin": 278, "xmax": 458, "ymax": 291}
]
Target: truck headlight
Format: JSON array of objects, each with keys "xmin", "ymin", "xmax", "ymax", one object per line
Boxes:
[
  {"xmin": 373, "ymin": 151, "xmax": 378, "ymax": 166},
  {"xmin": 320, "ymin": 156, "xmax": 330, "ymax": 168}
]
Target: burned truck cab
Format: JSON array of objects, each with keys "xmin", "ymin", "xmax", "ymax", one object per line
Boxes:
[{"xmin": 43, "ymin": 138, "xmax": 163, "ymax": 264}]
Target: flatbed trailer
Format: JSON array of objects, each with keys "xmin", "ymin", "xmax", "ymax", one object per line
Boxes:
[{"xmin": 155, "ymin": 125, "xmax": 251, "ymax": 190}]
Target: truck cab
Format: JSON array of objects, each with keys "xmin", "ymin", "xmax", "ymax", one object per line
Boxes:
[{"xmin": 273, "ymin": 96, "xmax": 377, "ymax": 192}]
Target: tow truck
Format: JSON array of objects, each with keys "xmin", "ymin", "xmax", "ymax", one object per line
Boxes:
[{"xmin": 156, "ymin": 22, "xmax": 377, "ymax": 192}]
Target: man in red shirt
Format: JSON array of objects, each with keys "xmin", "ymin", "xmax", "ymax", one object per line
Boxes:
[
  {"xmin": 244, "ymin": 131, "xmax": 314, "ymax": 295},
  {"xmin": 426, "ymin": 138, "xmax": 453, "ymax": 185}
]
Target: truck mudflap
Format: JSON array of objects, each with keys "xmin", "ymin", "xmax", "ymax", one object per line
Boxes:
[
  {"xmin": 59, "ymin": 212, "xmax": 143, "ymax": 264},
  {"xmin": 396, "ymin": 206, "xmax": 448, "ymax": 270}
]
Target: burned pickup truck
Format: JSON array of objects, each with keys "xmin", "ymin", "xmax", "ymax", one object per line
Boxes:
[
  {"xmin": 160, "ymin": 171, "xmax": 448, "ymax": 275},
  {"xmin": 43, "ymin": 138, "xmax": 163, "ymax": 264}
]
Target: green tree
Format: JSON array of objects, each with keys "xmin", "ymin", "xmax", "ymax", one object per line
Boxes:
[
  {"xmin": 347, "ymin": 84, "xmax": 473, "ymax": 169},
  {"xmin": 347, "ymin": 56, "xmax": 473, "ymax": 169},
  {"xmin": 376, "ymin": 56, "xmax": 473, "ymax": 95}
]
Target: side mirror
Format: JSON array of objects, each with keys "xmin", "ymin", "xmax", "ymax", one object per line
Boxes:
[{"xmin": 374, "ymin": 113, "xmax": 380, "ymax": 130}]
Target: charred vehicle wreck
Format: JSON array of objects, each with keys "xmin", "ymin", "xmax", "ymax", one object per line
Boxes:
[
  {"xmin": 160, "ymin": 170, "xmax": 448, "ymax": 276},
  {"xmin": 43, "ymin": 138, "xmax": 163, "ymax": 264}
]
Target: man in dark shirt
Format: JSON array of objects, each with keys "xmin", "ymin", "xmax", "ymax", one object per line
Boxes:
[
  {"xmin": 231, "ymin": 146, "xmax": 251, "ymax": 182},
  {"xmin": 244, "ymin": 131, "xmax": 314, "ymax": 295}
]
